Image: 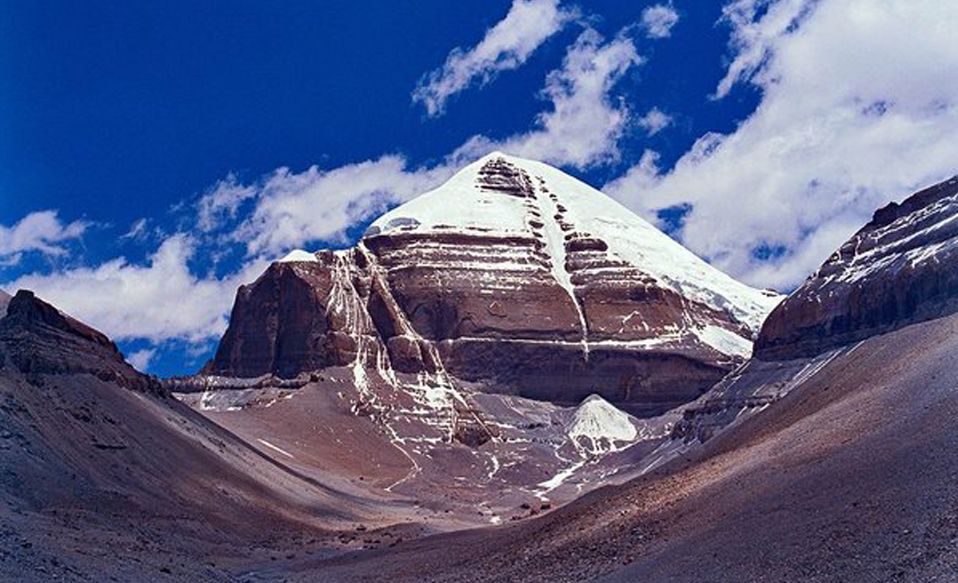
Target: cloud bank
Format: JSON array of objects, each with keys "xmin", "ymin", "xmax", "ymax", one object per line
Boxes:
[
  {"xmin": 5, "ymin": 234, "xmax": 269, "ymax": 344},
  {"xmin": 608, "ymin": 0, "xmax": 958, "ymax": 290}
]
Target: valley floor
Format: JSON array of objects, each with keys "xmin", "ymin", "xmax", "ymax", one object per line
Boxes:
[
  {"xmin": 242, "ymin": 311, "xmax": 958, "ymax": 583},
  {"xmin": 5, "ymin": 307, "xmax": 958, "ymax": 582}
]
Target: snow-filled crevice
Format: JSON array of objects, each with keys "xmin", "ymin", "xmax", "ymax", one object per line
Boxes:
[
  {"xmin": 356, "ymin": 242, "xmax": 495, "ymax": 446},
  {"xmin": 532, "ymin": 177, "xmax": 590, "ymax": 359}
]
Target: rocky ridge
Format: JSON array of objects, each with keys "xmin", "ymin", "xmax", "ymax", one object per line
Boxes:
[
  {"xmin": 756, "ymin": 175, "xmax": 958, "ymax": 360},
  {"xmin": 676, "ymin": 174, "xmax": 958, "ymax": 444}
]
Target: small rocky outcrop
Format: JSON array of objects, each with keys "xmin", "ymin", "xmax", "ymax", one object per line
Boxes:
[{"xmin": 0, "ymin": 290, "xmax": 164, "ymax": 395}]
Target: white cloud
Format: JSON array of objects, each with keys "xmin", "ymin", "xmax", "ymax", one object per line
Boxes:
[
  {"xmin": 455, "ymin": 28, "xmax": 643, "ymax": 169},
  {"xmin": 232, "ymin": 156, "xmax": 455, "ymax": 257},
  {"xmin": 413, "ymin": 0, "xmax": 577, "ymax": 117},
  {"xmin": 607, "ymin": 0, "xmax": 958, "ymax": 290},
  {"xmin": 713, "ymin": 0, "xmax": 814, "ymax": 99},
  {"xmin": 196, "ymin": 173, "xmax": 258, "ymax": 232},
  {"xmin": 0, "ymin": 210, "xmax": 89, "ymax": 264},
  {"xmin": 126, "ymin": 348, "xmax": 156, "ymax": 372},
  {"xmin": 641, "ymin": 3, "xmax": 680, "ymax": 39},
  {"xmin": 5, "ymin": 234, "xmax": 268, "ymax": 344},
  {"xmin": 637, "ymin": 107, "xmax": 672, "ymax": 135}
]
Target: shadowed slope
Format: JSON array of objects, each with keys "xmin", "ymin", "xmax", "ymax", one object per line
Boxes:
[{"xmin": 0, "ymin": 291, "xmax": 401, "ymax": 581}]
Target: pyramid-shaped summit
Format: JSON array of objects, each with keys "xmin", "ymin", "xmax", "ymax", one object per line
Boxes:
[{"xmin": 209, "ymin": 152, "xmax": 781, "ymax": 415}]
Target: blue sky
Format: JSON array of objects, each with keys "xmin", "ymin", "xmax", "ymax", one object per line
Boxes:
[{"xmin": 3, "ymin": 0, "xmax": 958, "ymax": 376}]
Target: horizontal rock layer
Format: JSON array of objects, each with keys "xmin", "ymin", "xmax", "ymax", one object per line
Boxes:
[{"xmin": 756, "ymin": 175, "xmax": 958, "ymax": 360}]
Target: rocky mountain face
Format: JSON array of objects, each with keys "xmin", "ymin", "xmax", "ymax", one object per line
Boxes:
[
  {"xmin": 204, "ymin": 153, "xmax": 780, "ymax": 415},
  {"xmin": 0, "ymin": 290, "xmax": 159, "ymax": 393},
  {"xmin": 675, "ymin": 174, "xmax": 958, "ymax": 444},
  {"xmin": 756, "ymin": 175, "xmax": 958, "ymax": 360},
  {"xmin": 307, "ymin": 181, "xmax": 958, "ymax": 583}
]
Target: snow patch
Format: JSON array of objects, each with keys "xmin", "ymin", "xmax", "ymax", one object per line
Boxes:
[
  {"xmin": 256, "ymin": 438, "xmax": 294, "ymax": 459},
  {"xmin": 567, "ymin": 394, "xmax": 638, "ymax": 455},
  {"xmin": 278, "ymin": 249, "xmax": 318, "ymax": 263},
  {"xmin": 695, "ymin": 325, "xmax": 752, "ymax": 359}
]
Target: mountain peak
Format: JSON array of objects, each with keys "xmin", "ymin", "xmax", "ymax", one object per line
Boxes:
[
  {"xmin": 366, "ymin": 154, "xmax": 780, "ymax": 333},
  {"xmin": 2, "ymin": 290, "xmax": 116, "ymax": 351}
]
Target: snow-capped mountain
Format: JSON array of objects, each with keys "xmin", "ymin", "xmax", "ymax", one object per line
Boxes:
[
  {"xmin": 369, "ymin": 152, "xmax": 778, "ymax": 333},
  {"xmin": 163, "ymin": 152, "xmax": 781, "ymax": 517},
  {"xmin": 207, "ymin": 152, "xmax": 781, "ymax": 414}
]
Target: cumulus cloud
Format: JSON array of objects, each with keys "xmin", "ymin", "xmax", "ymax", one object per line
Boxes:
[
  {"xmin": 456, "ymin": 28, "xmax": 643, "ymax": 169},
  {"xmin": 0, "ymin": 210, "xmax": 89, "ymax": 265},
  {"xmin": 413, "ymin": 0, "xmax": 577, "ymax": 117},
  {"xmin": 229, "ymin": 156, "xmax": 456, "ymax": 257},
  {"xmin": 640, "ymin": 3, "xmax": 680, "ymax": 39},
  {"xmin": 607, "ymin": 0, "xmax": 958, "ymax": 290},
  {"xmin": 637, "ymin": 107, "xmax": 672, "ymax": 136},
  {"xmin": 126, "ymin": 348, "xmax": 156, "ymax": 372},
  {"xmin": 4, "ymin": 234, "xmax": 268, "ymax": 344}
]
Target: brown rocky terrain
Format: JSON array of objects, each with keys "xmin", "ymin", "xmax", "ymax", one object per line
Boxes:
[
  {"xmin": 5, "ymin": 164, "xmax": 958, "ymax": 583},
  {"xmin": 0, "ymin": 290, "xmax": 441, "ymax": 581},
  {"xmin": 228, "ymin": 173, "xmax": 958, "ymax": 582},
  {"xmin": 297, "ymin": 309, "xmax": 958, "ymax": 583}
]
